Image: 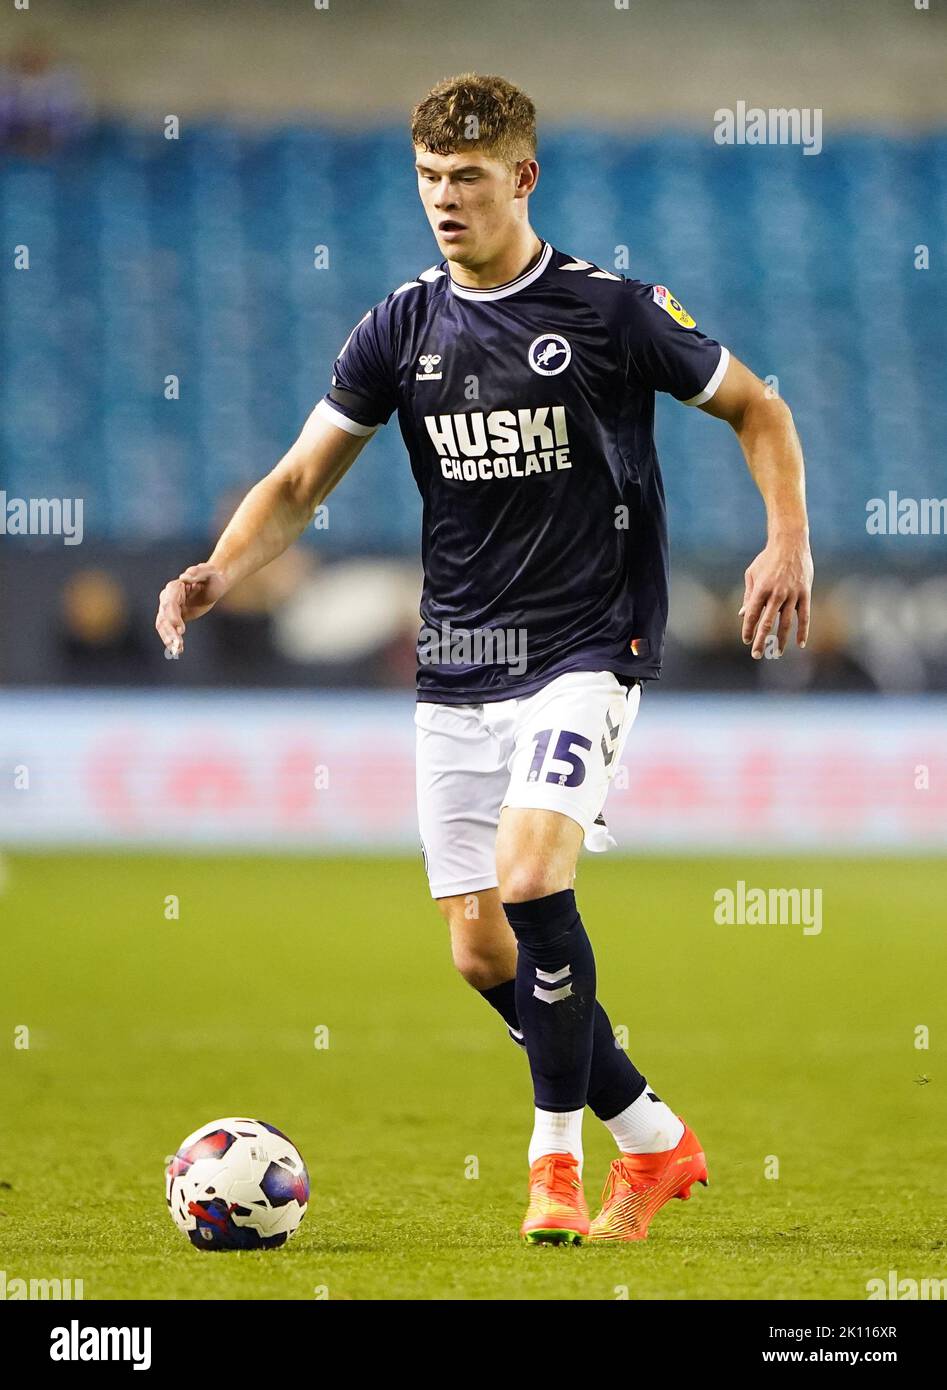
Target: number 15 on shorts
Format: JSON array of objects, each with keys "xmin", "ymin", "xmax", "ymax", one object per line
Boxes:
[{"xmin": 527, "ymin": 729, "xmax": 592, "ymax": 787}]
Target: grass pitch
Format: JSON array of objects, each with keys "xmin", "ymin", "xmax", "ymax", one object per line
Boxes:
[{"xmin": 1, "ymin": 853, "xmax": 944, "ymax": 1301}]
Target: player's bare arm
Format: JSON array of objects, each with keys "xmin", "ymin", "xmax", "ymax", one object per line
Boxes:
[
  {"xmin": 154, "ymin": 412, "xmax": 367, "ymax": 655},
  {"xmin": 699, "ymin": 354, "xmax": 814, "ymax": 659}
]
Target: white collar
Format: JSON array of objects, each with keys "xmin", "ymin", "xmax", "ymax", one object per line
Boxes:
[{"xmin": 448, "ymin": 241, "xmax": 553, "ymax": 302}]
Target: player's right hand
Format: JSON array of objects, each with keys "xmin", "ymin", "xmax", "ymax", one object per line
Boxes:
[{"xmin": 154, "ymin": 562, "xmax": 229, "ymax": 656}]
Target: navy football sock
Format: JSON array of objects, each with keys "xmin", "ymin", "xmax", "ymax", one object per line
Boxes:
[
  {"xmin": 479, "ymin": 978, "xmax": 645, "ymax": 1118},
  {"xmin": 589, "ymin": 1001, "xmax": 647, "ymax": 1120},
  {"xmin": 503, "ymin": 888, "xmax": 596, "ymax": 1114},
  {"xmin": 479, "ymin": 979, "xmax": 525, "ymax": 1046}
]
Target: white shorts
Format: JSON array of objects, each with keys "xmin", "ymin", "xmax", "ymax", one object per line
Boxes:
[{"xmin": 415, "ymin": 670, "xmax": 642, "ymax": 899}]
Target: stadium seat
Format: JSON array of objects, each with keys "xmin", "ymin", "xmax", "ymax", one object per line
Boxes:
[{"xmin": 1, "ymin": 125, "xmax": 943, "ymax": 559}]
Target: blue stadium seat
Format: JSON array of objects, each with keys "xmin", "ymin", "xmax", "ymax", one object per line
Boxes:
[{"xmin": 1, "ymin": 123, "xmax": 944, "ymax": 558}]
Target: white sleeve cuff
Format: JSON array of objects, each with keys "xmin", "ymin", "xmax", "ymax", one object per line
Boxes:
[
  {"xmin": 682, "ymin": 346, "xmax": 731, "ymax": 406},
  {"xmin": 315, "ymin": 398, "xmax": 380, "ymax": 437}
]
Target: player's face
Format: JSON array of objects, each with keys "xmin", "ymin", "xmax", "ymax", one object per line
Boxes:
[{"xmin": 414, "ymin": 146, "xmax": 528, "ymax": 268}]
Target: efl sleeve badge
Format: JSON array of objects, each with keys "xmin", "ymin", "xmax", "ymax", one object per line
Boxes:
[{"xmin": 651, "ymin": 284, "xmax": 697, "ymax": 329}]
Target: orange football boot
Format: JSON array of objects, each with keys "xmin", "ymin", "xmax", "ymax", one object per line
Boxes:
[
  {"xmin": 589, "ymin": 1120, "xmax": 708, "ymax": 1242},
  {"xmin": 520, "ymin": 1153, "xmax": 589, "ymax": 1245}
]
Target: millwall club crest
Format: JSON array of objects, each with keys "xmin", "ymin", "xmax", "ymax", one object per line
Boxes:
[{"xmin": 528, "ymin": 333, "xmax": 572, "ymax": 376}]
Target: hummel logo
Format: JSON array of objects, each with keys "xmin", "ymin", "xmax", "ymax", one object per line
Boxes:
[
  {"xmin": 600, "ymin": 709, "xmax": 621, "ymax": 767},
  {"xmin": 417, "ymin": 353, "xmax": 443, "ymax": 381},
  {"xmin": 534, "ymin": 962, "xmax": 573, "ymax": 1004},
  {"xmin": 559, "ymin": 258, "xmax": 621, "ymax": 281}
]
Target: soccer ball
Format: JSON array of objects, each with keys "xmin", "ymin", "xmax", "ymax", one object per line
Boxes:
[{"xmin": 166, "ymin": 1116, "xmax": 309, "ymax": 1251}]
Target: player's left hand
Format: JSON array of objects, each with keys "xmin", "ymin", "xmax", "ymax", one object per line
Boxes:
[{"xmin": 739, "ymin": 537, "xmax": 813, "ymax": 659}]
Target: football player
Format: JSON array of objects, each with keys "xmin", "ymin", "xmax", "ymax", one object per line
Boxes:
[{"xmin": 156, "ymin": 73, "xmax": 813, "ymax": 1244}]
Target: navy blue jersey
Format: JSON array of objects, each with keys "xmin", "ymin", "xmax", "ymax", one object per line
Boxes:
[{"xmin": 316, "ymin": 241, "xmax": 729, "ymax": 704}]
